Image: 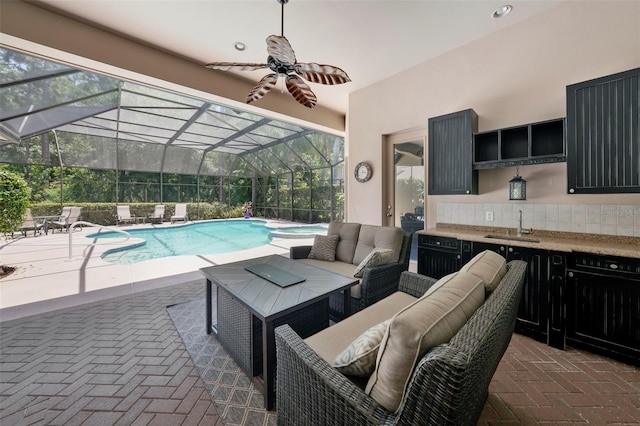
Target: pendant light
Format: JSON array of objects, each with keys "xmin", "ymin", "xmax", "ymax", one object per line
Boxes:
[{"xmin": 509, "ymin": 167, "xmax": 526, "ymax": 200}]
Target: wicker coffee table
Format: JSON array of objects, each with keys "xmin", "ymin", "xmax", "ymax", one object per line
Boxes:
[{"xmin": 200, "ymin": 255, "xmax": 358, "ymax": 410}]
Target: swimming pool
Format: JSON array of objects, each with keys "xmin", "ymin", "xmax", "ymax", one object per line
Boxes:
[
  {"xmin": 89, "ymin": 219, "xmax": 272, "ymax": 264},
  {"xmin": 268, "ymin": 225, "xmax": 328, "ymax": 238}
]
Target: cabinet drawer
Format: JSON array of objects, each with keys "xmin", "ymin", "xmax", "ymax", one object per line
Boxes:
[
  {"xmin": 418, "ymin": 235, "xmax": 460, "ymax": 252},
  {"xmin": 568, "ymin": 253, "xmax": 640, "ymax": 280}
]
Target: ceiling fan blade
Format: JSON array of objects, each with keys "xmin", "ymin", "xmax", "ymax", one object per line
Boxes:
[
  {"xmin": 285, "ymin": 75, "xmax": 317, "ymax": 108},
  {"xmin": 246, "ymin": 73, "xmax": 278, "ymax": 104},
  {"xmin": 295, "ymin": 63, "xmax": 351, "ymax": 85},
  {"xmin": 205, "ymin": 62, "xmax": 268, "ymax": 71},
  {"xmin": 266, "ymin": 35, "xmax": 296, "ymax": 65}
]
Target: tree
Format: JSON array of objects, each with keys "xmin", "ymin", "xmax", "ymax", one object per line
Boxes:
[{"xmin": 0, "ymin": 170, "xmax": 30, "ymax": 274}]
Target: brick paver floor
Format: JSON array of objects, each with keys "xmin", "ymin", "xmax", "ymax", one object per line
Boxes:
[
  {"xmin": 0, "ymin": 280, "xmax": 221, "ymax": 425},
  {"xmin": 1, "ymin": 277, "xmax": 639, "ymax": 425}
]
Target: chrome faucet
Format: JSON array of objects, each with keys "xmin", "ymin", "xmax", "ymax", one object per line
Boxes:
[{"xmin": 517, "ymin": 209, "xmax": 533, "ymax": 237}]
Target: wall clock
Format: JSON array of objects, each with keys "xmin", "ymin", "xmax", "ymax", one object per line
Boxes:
[{"xmin": 354, "ymin": 162, "xmax": 372, "ymax": 182}]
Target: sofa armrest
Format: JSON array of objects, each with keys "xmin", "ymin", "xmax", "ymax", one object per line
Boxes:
[
  {"xmin": 398, "ymin": 271, "xmax": 439, "ymax": 298},
  {"xmin": 358, "ymin": 262, "xmax": 408, "ymax": 307},
  {"xmin": 290, "ymin": 245, "xmax": 312, "ymax": 259},
  {"xmin": 275, "ymin": 324, "xmax": 393, "ymax": 425}
]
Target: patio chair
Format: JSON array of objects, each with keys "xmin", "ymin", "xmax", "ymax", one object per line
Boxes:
[
  {"xmin": 66, "ymin": 207, "xmax": 83, "ymax": 230},
  {"xmin": 50, "ymin": 206, "xmax": 83, "ymax": 233},
  {"xmin": 49, "ymin": 206, "xmax": 71, "ymax": 233},
  {"xmin": 171, "ymin": 203, "xmax": 188, "ymax": 223},
  {"xmin": 149, "ymin": 204, "xmax": 165, "ymax": 224},
  {"xmin": 116, "ymin": 205, "xmax": 136, "ymax": 225},
  {"xmin": 19, "ymin": 208, "xmax": 46, "ymax": 237}
]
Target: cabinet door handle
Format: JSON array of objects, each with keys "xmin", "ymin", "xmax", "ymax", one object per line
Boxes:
[
  {"xmin": 500, "ymin": 246, "xmax": 505, "ymax": 252},
  {"xmin": 508, "ymin": 247, "xmax": 513, "ymax": 253},
  {"xmin": 609, "ymin": 263, "xmax": 619, "ymax": 270},
  {"xmin": 457, "ymin": 255, "xmax": 461, "ymax": 260},
  {"xmin": 568, "ymin": 271, "xmax": 574, "ymax": 278}
]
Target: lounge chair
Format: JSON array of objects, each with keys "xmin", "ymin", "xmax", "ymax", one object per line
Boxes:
[
  {"xmin": 171, "ymin": 203, "xmax": 188, "ymax": 223},
  {"xmin": 149, "ymin": 205, "xmax": 165, "ymax": 224},
  {"xmin": 19, "ymin": 208, "xmax": 46, "ymax": 237},
  {"xmin": 116, "ymin": 205, "xmax": 135, "ymax": 225},
  {"xmin": 50, "ymin": 206, "xmax": 83, "ymax": 233},
  {"xmin": 49, "ymin": 206, "xmax": 70, "ymax": 233}
]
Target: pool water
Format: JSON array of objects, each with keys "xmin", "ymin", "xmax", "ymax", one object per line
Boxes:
[
  {"xmin": 89, "ymin": 219, "xmax": 272, "ymax": 264},
  {"xmin": 268, "ymin": 225, "xmax": 328, "ymax": 238}
]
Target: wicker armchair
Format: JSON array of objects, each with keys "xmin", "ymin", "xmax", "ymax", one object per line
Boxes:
[
  {"xmin": 275, "ymin": 260, "xmax": 527, "ymax": 425},
  {"xmin": 290, "ymin": 231, "xmax": 412, "ymax": 319}
]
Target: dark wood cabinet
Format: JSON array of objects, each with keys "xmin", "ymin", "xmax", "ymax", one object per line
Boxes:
[
  {"xmin": 470, "ymin": 242, "xmax": 556, "ymax": 346},
  {"xmin": 566, "ymin": 67, "xmax": 640, "ymax": 194},
  {"xmin": 418, "ymin": 234, "xmax": 639, "ymax": 361},
  {"xmin": 566, "ymin": 253, "xmax": 640, "ymax": 365},
  {"xmin": 428, "ymin": 109, "xmax": 478, "ymax": 195},
  {"xmin": 473, "ymin": 118, "xmax": 566, "ymax": 169},
  {"xmin": 417, "ymin": 235, "xmax": 468, "ymax": 278}
]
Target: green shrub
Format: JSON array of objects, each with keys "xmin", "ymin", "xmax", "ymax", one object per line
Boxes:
[
  {"xmin": 27, "ymin": 202, "xmax": 245, "ymax": 226},
  {"xmin": 0, "ymin": 170, "xmax": 30, "ymax": 237}
]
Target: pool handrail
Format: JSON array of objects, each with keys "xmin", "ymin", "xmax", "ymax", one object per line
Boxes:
[{"xmin": 68, "ymin": 221, "xmax": 130, "ymax": 260}]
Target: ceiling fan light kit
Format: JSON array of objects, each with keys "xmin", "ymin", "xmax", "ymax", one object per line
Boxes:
[{"xmin": 205, "ymin": 0, "xmax": 350, "ymax": 108}]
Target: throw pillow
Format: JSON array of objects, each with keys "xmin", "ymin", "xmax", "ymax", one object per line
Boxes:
[
  {"xmin": 365, "ymin": 271, "xmax": 485, "ymax": 413},
  {"xmin": 353, "ymin": 248, "xmax": 394, "ymax": 278},
  {"xmin": 308, "ymin": 234, "xmax": 339, "ymax": 261},
  {"xmin": 333, "ymin": 319, "xmax": 391, "ymax": 376}
]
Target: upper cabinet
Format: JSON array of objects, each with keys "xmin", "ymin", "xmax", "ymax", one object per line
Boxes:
[
  {"xmin": 473, "ymin": 118, "xmax": 566, "ymax": 169},
  {"xmin": 566, "ymin": 68, "xmax": 640, "ymax": 194},
  {"xmin": 428, "ymin": 109, "xmax": 478, "ymax": 195}
]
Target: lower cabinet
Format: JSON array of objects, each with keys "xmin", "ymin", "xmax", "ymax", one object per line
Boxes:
[
  {"xmin": 566, "ymin": 253, "xmax": 640, "ymax": 365},
  {"xmin": 417, "ymin": 235, "xmax": 461, "ymax": 279},
  {"xmin": 471, "ymin": 242, "xmax": 557, "ymax": 346},
  {"xmin": 418, "ymin": 235, "xmax": 639, "ymax": 363}
]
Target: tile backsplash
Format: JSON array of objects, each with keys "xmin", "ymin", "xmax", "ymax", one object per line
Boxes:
[{"xmin": 436, "ymin": 203, "xmax": 640, "ymax": 237}]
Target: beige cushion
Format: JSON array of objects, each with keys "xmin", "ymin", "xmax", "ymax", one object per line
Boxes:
[
  {"xmin": 308, "ymin": 234, "xmax": 339, "ymax": 261},
  {"xmin": 353, "ymin": 225, "xmax": 404, "ymax": 265},
  {"xmin": 365, "ymin": 271, "xmax": 485, "ymax": 412},
  {"xmin": 297, "ymin": 259, "xmax": 365, "ymax": 298},
  {"xmin": 328, "ymin": 222, "xmax": 362, "ymax": 264},
  {"xmin": 353, "ymin": 248, "xmax": 395, "ymax": 278},
  {"xmin": 333, "ymin": 319, "xmax": 391, "ymax": 376},
  {"xmin": 460, "ymin": 250, "xmax": 507, "ymax": 294},
  {"xmin": 421, "ymin": 272, "xmax": 458, "ymax": 298},
  {"xmin": 305, "ymin": 291, "xmax": 417, "ymax": 364}
]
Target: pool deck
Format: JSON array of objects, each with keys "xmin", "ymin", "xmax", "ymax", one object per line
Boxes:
[{"xmin": 0, "ymin": 219, "xmax": 329, "ymax": 322}]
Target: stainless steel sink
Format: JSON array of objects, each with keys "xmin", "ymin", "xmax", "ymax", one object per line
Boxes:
[{"xmin": 484, "ymin": 234, "xmax": 540, "ymax": 243}]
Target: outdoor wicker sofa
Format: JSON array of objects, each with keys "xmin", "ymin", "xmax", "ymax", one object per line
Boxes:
[
  {"xmin": 275, "ymin": 254, "xmax": 527, "ymax": 425},
  {"xmin": 290, "ymin": 222, "xmax": 412, "ymax": 319}
]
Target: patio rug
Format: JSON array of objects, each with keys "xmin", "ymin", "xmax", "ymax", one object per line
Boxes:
[{"xmin": 167, "ymin": 298, "xmax": 277, "ymax": 426}]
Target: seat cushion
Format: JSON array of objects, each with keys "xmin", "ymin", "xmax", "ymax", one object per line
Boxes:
[
  {"xmin": 296, "ymin": 259, "xmax": 364, "ymax": 298},
  {"xmin": 460, "ymin": 249, "xmax": 507, "ymax": 294},
  {"xmin": 304, "ymin": 291, "xmax": 417, "ymax": 365},
  {"xmin": 328, "ymin": 222, "xmax": 362, "ymax": 264},
  {"xmin": 332, "ymin": 319, "xmax": 391, "ymax": 376},
  {"xmin": 353, "ymin": 225, "xmax": 404, "ymax": 266},
  {"xmin": 307, "ymin": 234, "xmax": 339, "ymax": 261},
  {"xmin": 365, "ymin": 271, "xmax": 485, "ymax": 413}
]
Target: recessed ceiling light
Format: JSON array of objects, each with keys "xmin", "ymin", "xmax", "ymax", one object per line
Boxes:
[
  {"xmin": 492, "ymin": 4, "xmax": 513, "ymax": 18},
  {"xmin": 233, "ymin": 42, "xmax": 246, "ymax": 51}
]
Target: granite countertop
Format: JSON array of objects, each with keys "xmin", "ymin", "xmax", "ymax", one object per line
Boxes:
[{"xmin": 418, "ymin": 225, "xmax": 640, "ymax": 259}]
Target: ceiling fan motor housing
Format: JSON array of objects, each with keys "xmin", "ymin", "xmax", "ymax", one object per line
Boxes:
[{"xmin": 268, "ymin": 56, "xmax": 295, "ymax": 76}]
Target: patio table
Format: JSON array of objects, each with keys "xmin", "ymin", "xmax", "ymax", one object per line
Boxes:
[{"xmin": 200, "ymin": 254, "xmax": 358, "ymax": 410}]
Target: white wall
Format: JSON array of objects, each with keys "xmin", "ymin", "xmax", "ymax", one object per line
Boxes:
[{"xmin": 347, "ymin": 1, "xmax": 640, "ymax": 234}]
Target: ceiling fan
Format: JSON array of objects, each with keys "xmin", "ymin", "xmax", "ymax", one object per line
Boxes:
[{"xmin": 205, "ymin": 0, "xmax": 351, "ymax": 109}]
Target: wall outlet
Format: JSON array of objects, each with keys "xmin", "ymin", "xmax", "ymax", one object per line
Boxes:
[{"xmin": 485, "ymin": 211, "xmax": 494, "ymax": 222}]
